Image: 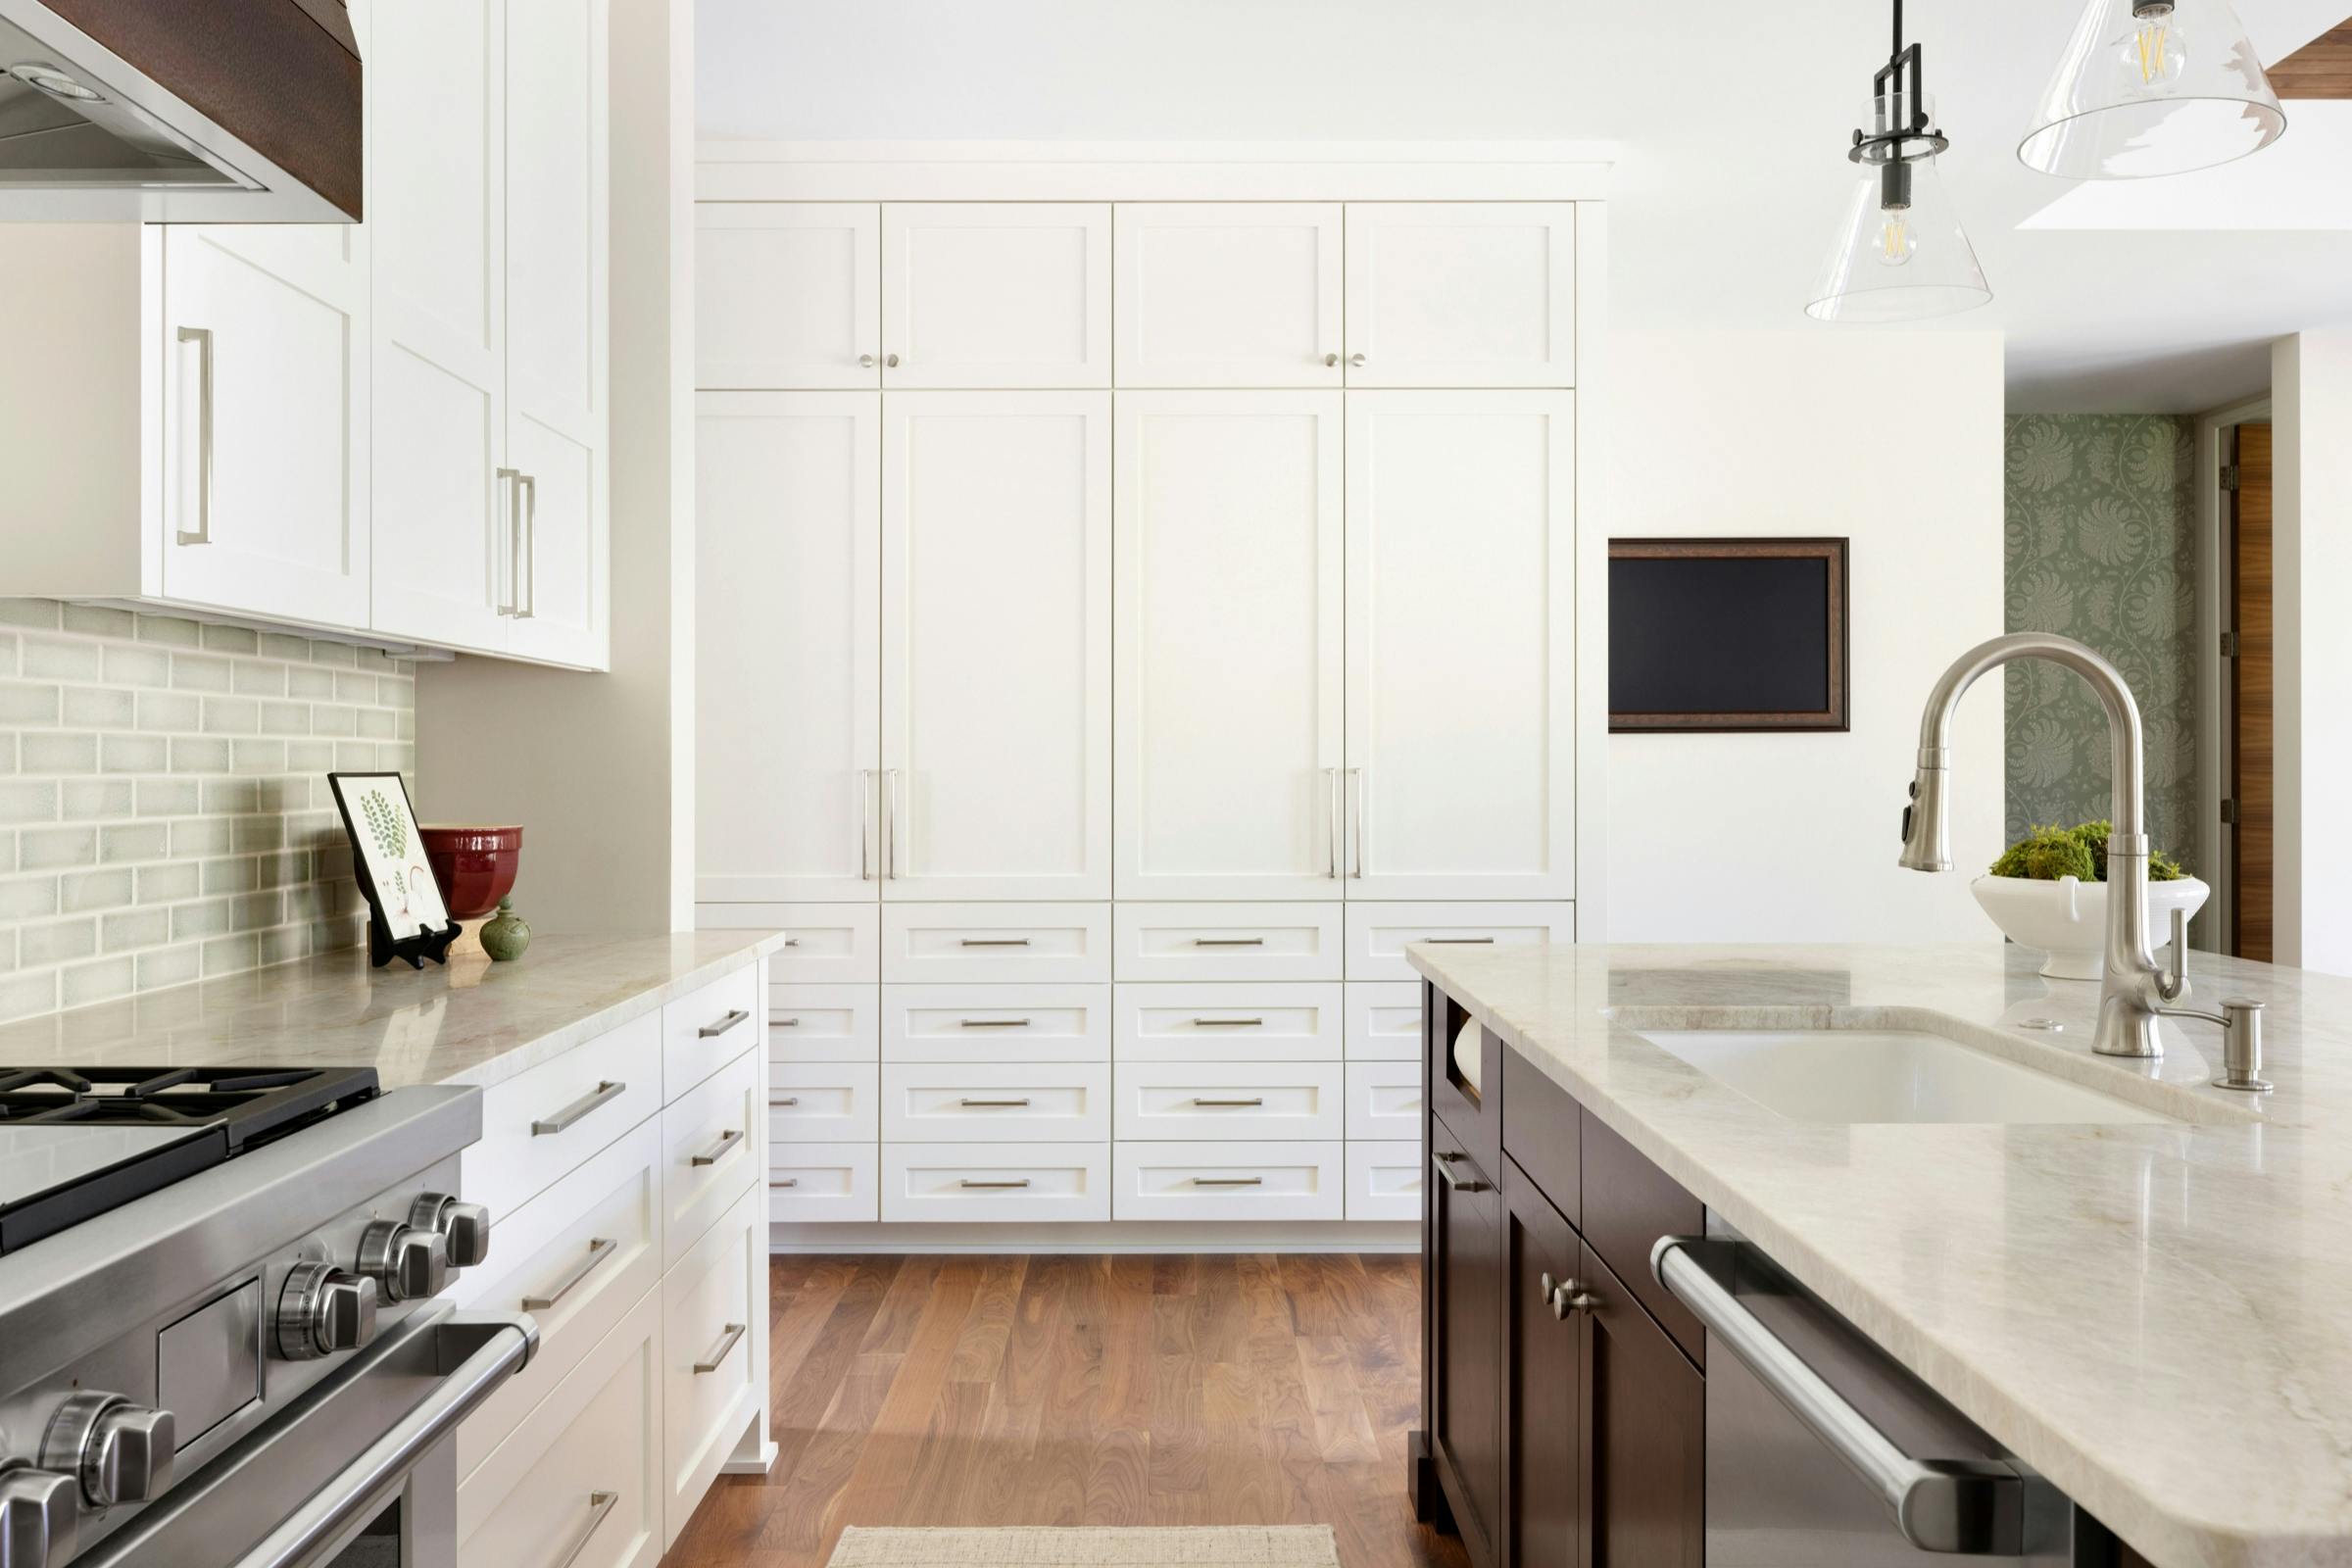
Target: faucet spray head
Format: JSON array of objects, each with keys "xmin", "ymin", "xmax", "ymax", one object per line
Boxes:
[{"xmin": 1898, "ymin": 763, "xmax": 1952, "ymax": 872}]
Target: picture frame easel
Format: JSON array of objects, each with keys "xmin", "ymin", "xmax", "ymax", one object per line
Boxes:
[{"xmin": 327, "ymin": 771, "xmax": 462, "ymax": 969}]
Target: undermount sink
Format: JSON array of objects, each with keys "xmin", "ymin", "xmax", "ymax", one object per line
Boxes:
[{"xmin": 1628, "ymin": 1028, "xmax": 2175, "ymax": 1126}]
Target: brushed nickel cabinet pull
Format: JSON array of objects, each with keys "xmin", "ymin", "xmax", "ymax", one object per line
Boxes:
[
  {"xmin": 770, "ymin": 1178, "xmax": 801, "ymax": 1189},
  {"xmin": 1192, "ymin": 1176, "xmax": 1264, "ymax": 1187},
  {"xmin": 532, "ymin": 1080, "xmax": 625, "ymax": 1136},
  {"xmin": 516, "ymin": 472, "xmax": 539, "ymax": 619},
  {"xmin": 699, "ymin": 1007, "xmax": 751, "ymax": 1038},
  {"xmin": 175, "ymin": 325, "xmax": 215, "ymax": 545},
  {"xmin": 772, "ymin": 1016, "xmax": 801, "ymax": 1028},
  {"xmin": 1192, "ymin": 1097, "xmax": 1266, "ymax": 1107},
  {"xmin": 770, "ymin": 1096, "xmax": 801, "ymax": 1107},
  {"xmin": 690, "ymin": 1128, "xmax": 744, "ymax": 1166},
  {"xmin": 1192, "ymin": 1017, "xmax": 1264, "ymax": 1028},
  {"xmin": 959, "ymin": 1178, "xmax": 1031, "ymax": 1190},
  {"xmin": 694, "ymin": 1322, "xmax": 747, "ymax": 1374},
  {"xmin": 1348, "ymin": 767, "xmax": 1364, "ymax": 877},
  {"xmin": 552, "ymin": 1492, "xmax": 621, "ymax": 1568},
  {"xmin": 1192, "ymin": 937, "xmax": 1264, "ymax": 948},
  {"xmin": 858, "ymin": 768, "xmax": 875, "ymax": 880},
  {"xmin": 494, "ymin": 466, "xmax": 522, "ymax": 614},
  {"xmin": 1325, "ymin": 765, "xmax": 1342, "ymax": 878},
  {"xmin": 1426, "ymin": 937, "xmax": 1495, "ymax": 945},
  {"xmin": 959, "ymin": 937, "xmax": 1031, "ymax": 948},
  {"xmin": 958, "ymin": 1017, "xmax": 1033, "ymax": 1029},
  {"xmin": 522, "ymin": 1237, "xmax": 619, "ymax": 1311},
  {"xmin": 958, "ymin": 1097, "xmax": 1033, "ymax": 1108}
]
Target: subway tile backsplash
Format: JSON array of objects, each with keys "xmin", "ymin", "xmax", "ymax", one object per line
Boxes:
[{"xmin": 0, "ymin": 600, "xmax": 417, "ymax": 1023}]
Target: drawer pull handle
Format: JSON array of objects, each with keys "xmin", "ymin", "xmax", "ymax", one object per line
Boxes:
[
  {"xmin": 958, "ymin": 1018, "xmax": 1033, "ymax": 1029},
  {"xmin": 959, "ymin": 937, "xmax": 1031, "ymax": 948},
  {"xmin": 552, "ymin": 1491, "xmax": 621, "ymax": 1568},
  {"xmin": 1425, "ymin": 937, "xmax": 1496, "ymax": 945},
  {"xmin": 772, "ymin": 1016, "xmax": 800, "ymax": 1028},
  {"xmin": 782, "ymin": 937, "xmax": 801, "ymax": 947},
  {"xmin": 1192, "ymin": 937, "xmax": 1264, "ymax": 947},
  {"xmin": 958, "ymin": 1097, "xmax": 1033, "ymax": 1108},
  {"xmin": 690, "ymin": 1128, "xmax": 745, "ymax": 1166},
  {"xmin": 770, "ymin": 1096, "xmax": 801, "ymax": 1107},
  {"xmin": 1192, "ymin": 1176, "xmax": 1264, "ymax": 1187},
  {"xmin": 1432, "ymin": 1152, "xmax": 1491, "ymax": 1193},
  {"xmin": 694, "ymin": 1322, "xmax": 748, "ymax": 1375},
  {"xmin": 699, "ymin": 1007, "xmax": 752, "ymax": 1039},
  {"xmin": 770, "ymin": 1178, "xmax": 801, "ymax": 1189},
  {"xmin": 959, "ymin": 1178, "xmax": 1031, "ymax": 1190},
  {"xmin": 1192, "ymin": 1017, "xmax": 1264, "ymax": 1028},
  {"xmin": 1192, "ymin": 1097, "xmax": 1266, "ymax": 1107},
  {"xmin": 522, "ymin": 1237, "xmax": 618, "ymax": 1311},
  {"xmin": 531, "ymin": 1080, "xmax": 626, "ymax": 1136}
]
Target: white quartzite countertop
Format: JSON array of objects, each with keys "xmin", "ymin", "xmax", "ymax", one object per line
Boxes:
[
  {"xmin": 1406, "ymin": 940, "xmax": 2352, "ymax": 1568},
  {"xmin": 0, "ymin": 930, "xmax": 787, "ymax": 1090}
]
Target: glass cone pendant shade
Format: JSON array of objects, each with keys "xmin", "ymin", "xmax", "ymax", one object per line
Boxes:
[
  {"xmin": 2020, "ymin": 0, "xmax": 2286, "ymax": 178},
  {"xmin": 1807, "ymin": 150, "xmax": 1990, "ymax": 322}
]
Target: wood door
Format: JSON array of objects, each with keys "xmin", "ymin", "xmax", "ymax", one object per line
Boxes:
[
  {"xmin": 1577, "ymin": 1242, "xmax": 1703, "ymax": 1568},
  {"xmin": 1346, "ymin": 392, "xmax": 1577, "ymax": 900},
  {"xmin": 1430, "ymin": 1117, "xmax": 1504, "ymax": 1568},
  {"xmin": 2232, "ymin": 423, "xmax": 2274, "ymax": 962},
  {"xmin": 695, "ymin": 392, "xmax": 880, "ymax": 904},
  {"xmin": 1507, "ymin": 1169, "xmax": 1581, "ymax": 1568},
  {"xmin": 503, "ymin": 0, "xmax": 609, "ymax": 668},
  {"xmin": 369, "ymin": 0, "xmax": 510, "ymax": 652},
  {"xmin": 1112, "ymin": 203, "xmax": 1344, "ymax": 387},
  {"xmin": 881, "ymin": 204, "xmax": 1111, "ymax": 389},
  {"xmin": 1114, "ymin": 391, "xmax": 1344, "ymax": 900},
  {"xmin": 881, "ymin": 391, "xmax": 1111, "ymax": 900},
  {"xmin": 1344, "ymin": 203, "xmax": 1576, "ymax": 389},
  {"xmin": 159, "ymin": 220, "xmax": 370, "ymax": 629},
  {"xmin": 695, "ymin": 204, "xmax": 880, "ymax": 389}
]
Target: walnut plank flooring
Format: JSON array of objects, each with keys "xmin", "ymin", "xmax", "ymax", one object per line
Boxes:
[{"xmin": 667, "ymin": 1254, "xmax": 1469, "ymax": 1568}]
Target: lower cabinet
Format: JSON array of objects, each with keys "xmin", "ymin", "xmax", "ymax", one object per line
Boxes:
[
  {"xmin": 1578, "ymin": 1238, "xmax": 1703, "ymax": 1568},
  {"xmin": 1506, "ymin": 1162, "xmax": 1579, "ymax": 1568},
  {"xmin": 662, "ymin": 1182, "xmax": 764, "ymax": 1547},
  {"xmin": 1429, "ymin": 1116, "xmax": 1504, "ymax": 1566}
]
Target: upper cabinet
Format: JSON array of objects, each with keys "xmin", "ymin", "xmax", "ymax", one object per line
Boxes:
[
  {"xmin": 1114, "ymin": 203, "xmax": 1343, "ymax": 388},
  {"xmin": 880, "ymin": 204, "xmax": 1111, "ymax": 389},
  {"xmin": 1345, "ymin": 203, "xmax": 1576, "ymax": 389},
  {"xmin": 697, "ymin": 204, "xmax": 881, "ymax": 390}
]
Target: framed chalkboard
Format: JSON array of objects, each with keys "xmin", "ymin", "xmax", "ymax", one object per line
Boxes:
[{"xmin": 1608, "ymin": 538, "xmax": 1849, "ymax": 732}]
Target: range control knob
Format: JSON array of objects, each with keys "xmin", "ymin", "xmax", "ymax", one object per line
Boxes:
[
  {"xmin": 40, "ymin": 1394, "xmax": 175, "ymax": 1507},
  {"xmin": 358, "ymin": 1219, "xmax": 449, "ymax": 1303},
  {"xmin": 407, "ymin": 1193, "xmax": 492, "ymax": 1269},
  {"xmin": 0, "ymin": 1461, "xmax": 77, "ymax": 1567},
  {"xmin": 277, "ymin": 1261, "xmax": 379, "ymax": 1361}
]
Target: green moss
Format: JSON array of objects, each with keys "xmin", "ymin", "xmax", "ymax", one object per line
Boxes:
[{"xmin": 1989, "ymin": 820, "xmax": 2186, "ymax": 882}]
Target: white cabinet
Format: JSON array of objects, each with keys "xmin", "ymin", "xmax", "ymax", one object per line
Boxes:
[
  {"xmin": 1113, "ymin": 392, "xmax": 1344, "ymax": 901},
  {"xmin": 1344, "ymin": 202, "xmax": 1577, "ymax": 388},
  {"xmin": 881, "ymin": 203, "xmax": 1110, "ymax": 388},
  {"xmin": 662, "ymin": 1183, "xmax": 762, "ymax": 1547},
  {"xmin": 697, "ymin": 203, "xmax": 880, "ymax": 389},
  {"xmin": 1113, "ymin": 203, "xmax": 1342, "ymax": 387},
  {"xmin": 1345, "ymin": 392, "xmax": 1576, "ymax": 900},
  {"xmin": 882, "ymin": 392, "xmax": 1111, "ymax": 900}
]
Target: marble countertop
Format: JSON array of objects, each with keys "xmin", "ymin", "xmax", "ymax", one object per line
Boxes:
[
  {"xmin": 1406, "ymin": 940, "xmax": 2352, "ymax": 1568},
  {"xmin": 0, "ymin": 930, "xmax": 787, "ymax": 1090}
]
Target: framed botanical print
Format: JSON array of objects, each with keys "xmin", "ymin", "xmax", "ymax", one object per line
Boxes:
[{"xmin": 328, "ymin": 771, "xmax": 460, "ymax": 967}]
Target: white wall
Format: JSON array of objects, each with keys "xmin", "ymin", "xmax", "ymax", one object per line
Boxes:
[{"xmin": 1604, "ymin": 330, "xmax": 2008, "ymax": 945}]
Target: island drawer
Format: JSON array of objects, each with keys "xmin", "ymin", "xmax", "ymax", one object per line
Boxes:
[
  {"xmin": 1579, "ymin": 1107, "xmax": 1704, "ymax": 1366},
  {"xmin": 1501, "ymin": 1043, "xmax": 1579, "ymax": 1224}
]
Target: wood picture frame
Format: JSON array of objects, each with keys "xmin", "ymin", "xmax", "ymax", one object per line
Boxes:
[
  {"xmin": 327, "ymin": 771, "xmax": 461, "ymax": 968},
  {"xmin": 1607, "ymin": 537, "xmax": 1850, "ymax": 733}
]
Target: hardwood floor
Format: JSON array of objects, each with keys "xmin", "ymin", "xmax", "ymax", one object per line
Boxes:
[{"xmin": 668, "ymin": 1253, "xmax": 1469, "ymax": 1568}]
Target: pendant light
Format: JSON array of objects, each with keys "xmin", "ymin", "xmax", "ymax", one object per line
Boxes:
[
  {"xmin": 2019, "ymin": 0, "xmax": 2286, "ymax": 179},
  {"xmin": 1807, "ymin": 0, "xmax": 1990, "ymax": 323}
]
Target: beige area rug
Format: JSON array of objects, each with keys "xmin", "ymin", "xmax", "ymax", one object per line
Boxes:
[{"xmin": 828, "ymin": 1527, "xmax": 1341, "ymax": 1568}]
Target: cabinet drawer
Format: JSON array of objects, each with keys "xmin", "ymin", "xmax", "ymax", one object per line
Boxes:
[
  {"xmin": 1501, "ymin": 1042, "xmax": 1580, "ymax": 1225},
  {"xmin": 881, "ymin": 1062, "xmax": 1109, "ymax": 1143},
  {"xmin": 1580, "ymin": 1109, "xmax": 1705, "ymax": 1366},
  {"xmin": 662, "ymin": 1183, "xmax": 762, "ymax": 1546},
  {"xmin": 1112, "ymin": 1061, "xmax": 1344, "ymax": 1142},
  {"xmin": 463, "ymin": 1012, "xmax": 662, "ymax": 1220},
  {"xmin": 1113, "ymin": 983, "xmax": 1342, "ymax": 1061},
  {"xmin": 662, "ymin": 1049, "xmax": 760, "ymax": 1268},
  {"xmin": 881, "ymin": 983, "xmax": 1109, "ymax": 1062},
  {"xmin": 882, "ymin": 903, "xmax": 1109, "ymax": 982},
  {"xmin": 1113, "ymin": 902, "xmax": 1342, "ymax": 981},
  {"xmin": 699, "ymin": 902, "xmax": 877, "ymax": 983},
  {"xmin": 880, "ymin": 1141, "xmax": 1110, "ymax": 1222},
  {"xmin": 1345, "ymin": 902, "xmax": 1574, "ymax": 982},
  {"xmin": 457, "ymin": 1288, "xmax": 661, "ymax": 1568},
  {"xmin": 768, "ymin": 983, "xmax": 879, "ymax": 1063},
  {"xmin": 451, "ymin": 1120, "xmax": 662, "ymax": 1480},
  {"xmin": 767, "ymin": 1061, "xmax": 877, "ymax": 1143},
  {"xmin": 1347, "ymin": 1060, "xmax": 1424, "ymax": 1140},
  {"xmin": 1346, "ymin": 1139, "xmax": 1424, "ymax": 1222},
  {"xmin": 1111, "ymin": 1140, "xmax": 1344, "ymax": 1221},
  {"xmin": 1345, "ymin": 981, "xmax": 1424, "ymax": 1059},
  {"xmin": 663, "ymin": 962, "xmax": 761, "ymax": 1097},
  {"xmin": 768, "ymin": 1142, "xmax": 878, "ymax": 1223}
]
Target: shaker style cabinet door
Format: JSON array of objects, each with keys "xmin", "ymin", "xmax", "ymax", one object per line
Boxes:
[
  {"xmin": 1577, "ymin": 1240, "xmax": 1704, "ymax": 1568},
  {"xmin": 1113, "ymin": 203, "xmax": 1343, "ymax": 387},
  {"xmin": 881, "ymin": 391, "xmax": 1111, "ymax": 900},
  {"xmin": 881, "ymin": 204, "xmax": 1111, "ymax": 388},
  {"xmin": 1344, "ymin": 392, "xmax": 1576, "ymax": 901},
  {"xmin": 1114, "ymin": 392, "xmax": 1344, "ymax": 900},
  {"xmin": 696, "ymin": 204, "xmax": 880, "ymax": 389},
  {"xmin": 1344, "ymin": 203, "xmax": 1576, "ymax": 389},
  {"xmin": 696, "ymin": 393, "xmax": 881, "ymax": 903},
  {"xmin": 1507, "ymin": 1175, "xmax": 1581, "ymax": 1568},
  {"xmin": 1430, "ymin": 1117, "xmax": 1504, "ymax": 1568}
]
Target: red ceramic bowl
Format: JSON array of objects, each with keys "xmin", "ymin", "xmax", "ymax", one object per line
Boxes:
[{"xmin": 418, "ymin": 824, "xmax": 522, "ymax": 921}]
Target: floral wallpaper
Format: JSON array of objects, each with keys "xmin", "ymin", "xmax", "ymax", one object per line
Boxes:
[{"xmin": 2003, "ymin": 415, "xmax": 2200, "ymax": 875}]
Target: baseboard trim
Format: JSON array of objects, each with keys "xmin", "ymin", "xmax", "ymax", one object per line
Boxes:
[{"xmin": 768, "ymin": 1219, "xmax": 1418, "ymax": 1254}]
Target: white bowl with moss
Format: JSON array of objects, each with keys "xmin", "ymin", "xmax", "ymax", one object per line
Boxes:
[{"xmin": 1970, "ymin": 821, "xmax": 2205, "ymax": 980}]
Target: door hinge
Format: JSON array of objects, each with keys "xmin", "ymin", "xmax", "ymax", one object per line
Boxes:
[
  {"xmin": 2222, "ymin": 798, "xmax": 2238, "ymax": 825},
  {"xmin": 2220, "ymin": 630, "xmax": 2240, "ymax": 658},
  {"xmin": 2220, "ymin": 464, "xmax": 2240, "ymax": 492}
]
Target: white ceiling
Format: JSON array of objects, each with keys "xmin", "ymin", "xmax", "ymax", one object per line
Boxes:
[{"xmin": 697, "ymin": 0, "xmax": 2352, "ymax": 413}]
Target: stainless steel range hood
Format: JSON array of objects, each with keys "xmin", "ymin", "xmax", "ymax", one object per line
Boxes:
[{"xmin": 0, "ymin": 0, "xmax": 361, "ymax": 221}]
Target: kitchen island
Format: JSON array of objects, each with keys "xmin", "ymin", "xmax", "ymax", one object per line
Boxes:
[{"xmin": 1408, "ymin": 940, "xmax": 2352, "ymax": 1568}]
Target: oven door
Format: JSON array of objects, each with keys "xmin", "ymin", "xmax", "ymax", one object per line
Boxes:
[{"xmin": 77, "ymin": 1306, "xmax": 535, "ymax": 1568}]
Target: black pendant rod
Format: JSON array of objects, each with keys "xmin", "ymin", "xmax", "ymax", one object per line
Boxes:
[{"xmin": 1892, "ymin": 0, "xmax": 1903, "ymax": 62}]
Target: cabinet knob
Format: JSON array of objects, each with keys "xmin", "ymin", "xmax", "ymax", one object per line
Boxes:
[
  {"xmin": 858, "ymin": 353, "xmax": 877, "ymax": 368},
  {"xmin": 885, "ymin": 353, "xmax": 902, "ymax": 368},
  {"xmin": 1552, "ymin": 1280, "xmax": 1599, "ymax": 1318},
  {"xmin": 1323, "ymin": 352, "xmax": 1340, "ymax": 368},
  {"xmin": 1348, "ymin": 352, "xmax": 1367, "ymax": 368}
]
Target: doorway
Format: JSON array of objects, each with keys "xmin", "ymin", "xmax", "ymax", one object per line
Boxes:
[{"xmin": 2220, "ymin": 420, "xmax": 2274, "ymax": 960}]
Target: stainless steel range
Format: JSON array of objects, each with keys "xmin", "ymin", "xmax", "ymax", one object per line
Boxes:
[{"xmin": 0, "ymin": 1066, "xmax": 532, "ymax": 1568}]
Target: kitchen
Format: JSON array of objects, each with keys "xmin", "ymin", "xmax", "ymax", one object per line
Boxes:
[{"xmin": 1, "ymin": 2, "xmax": 2349, "ymax": 1567}]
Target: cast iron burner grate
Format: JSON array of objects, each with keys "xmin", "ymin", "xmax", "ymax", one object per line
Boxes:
[{"xmin": 0, "ymin": 1065, "xmax": 382, "ymax": 1150}]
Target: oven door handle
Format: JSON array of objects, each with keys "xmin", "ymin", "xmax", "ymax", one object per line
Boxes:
[
  {"xmin": 234, "ymin": 1312, "xmax": 538, "ymax": 1568},
  {"xmin": 1651, "ymin": 1238, "xmax": 2023, "ymax": 1556}
]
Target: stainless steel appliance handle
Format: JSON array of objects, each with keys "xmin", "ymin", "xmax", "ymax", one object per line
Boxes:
[
  {"xmin": 553, "ymin": 1492, "xmax": 620, "ymax": 1568},
  {"xmin": 175, "ymin": 326, "xmax": 215, "ymax": 546},
  {"xmin": 532, "ymin": 1080, "xmax": 626, "ymax": 1136},
  {"xmin": 690, "ymin": 1128, "xmax": 744, "ymax": 1166},
  {"xmin": 1652, "ymin": 1238, "xmax": 2023, "ymax": 1555},
  {"xmin": 693, "ymin": 1323, "xmax": 747, "ymax": 1375},
  {"xmin": 232, "ymin": 1314, "xmax": 535, "ymax": 1568},
  {"xmin": 517, "ymin": 472, "xmax": 538, "ymax": 619},
  {"xmin": 521, "ymin": 1238, "xmax": 618, "ymax": 1312},
  {"xmin": 495, "ymin": 466, "xmax": 522, "ymax": 615},
  {"xmin": 698, "ymin": 1008, "xmax": 752, "ymax": 1039}
]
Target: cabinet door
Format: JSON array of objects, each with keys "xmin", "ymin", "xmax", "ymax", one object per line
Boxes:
[
  {"xmin": 370, "ymin": 0, "xmax": 511, "ymax": 651},
  {"xmin": 882, "ymin": 391, "xmax": 1110, "ymax": 900},
  {"xmin": 1507, "ymin": 1175, "xmax": 1581, "ymax": 1568},
  {"xmin": 1345, "ymin": 393, "xmax": 1575, "ymax": 901},
  {"xmin": 504, "ymin": 0, "xmax": 609, "ymax": 668},
  {"xmin": 1114, "ymin": 392, "xmax": 1343, "ymax": 901},
  {"xmin": 1578, "ymin": 1242, "xmax": 1703, "ymax": 1568},
  {"xmin": 1344, "ymin": 203, "xmax": 1576, "ymax": 388},
  {"xmin": 1113, "ymin": 203, "xmax": 1342, "ymax": 387},
  {"xmin": 881, "ymin": 204, "xmax": 1110, "ymax": 388},
  {"xmin": 160, "ymin": 222, "xmax": 369, "ymax": 628},
  {"xmin": 1430, "ymin": 1118, "xmax": 1503, "ymax": 1567},
  {"xmin": 696, "ymin": 393, "xmax": 880, "ymax": 903},
  {"xmin": 696, "ymin": 204, "xmax": 880, "ymax": 389}
]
